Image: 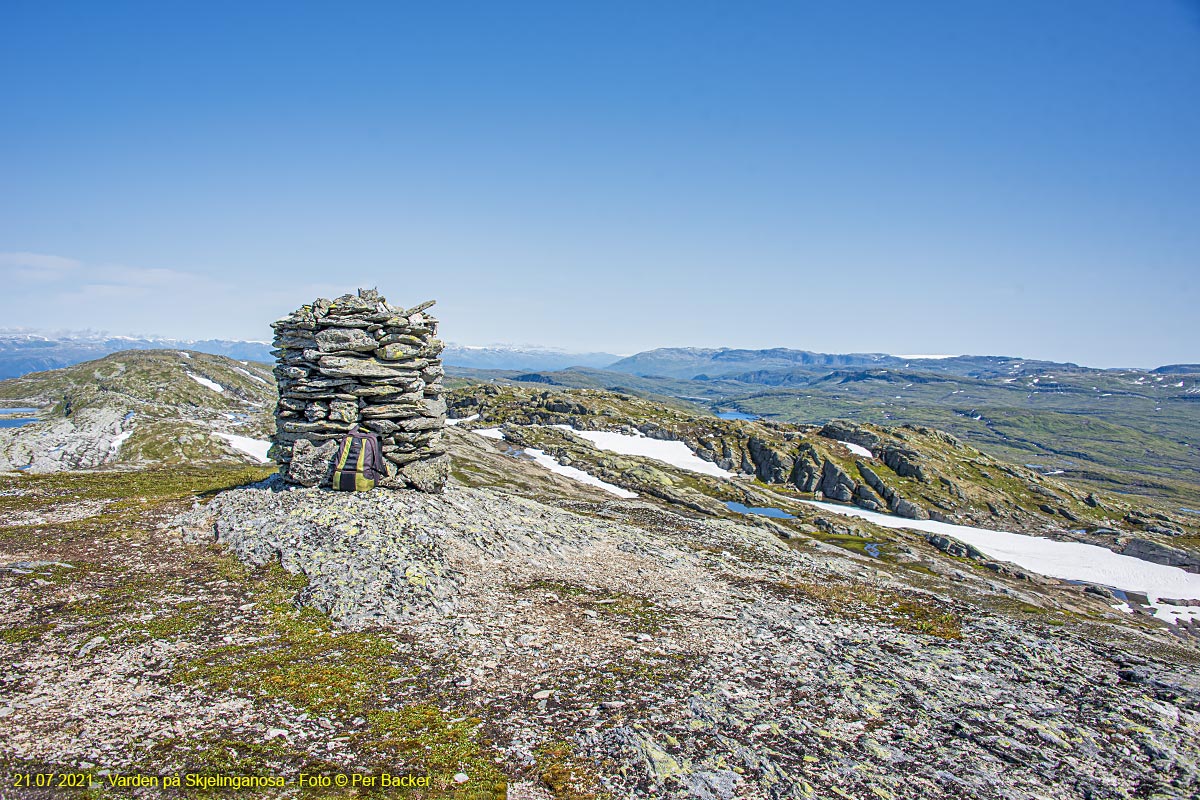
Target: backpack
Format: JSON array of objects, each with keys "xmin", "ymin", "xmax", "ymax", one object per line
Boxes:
[{"xmin": 332, "ymin": 430, "xmax": 385, "ymax": 491}]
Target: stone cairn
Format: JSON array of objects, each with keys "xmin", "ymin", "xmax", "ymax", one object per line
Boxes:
[{"xmin": 269, "ymin": 288, "xmax": 449, "ymax": 492}]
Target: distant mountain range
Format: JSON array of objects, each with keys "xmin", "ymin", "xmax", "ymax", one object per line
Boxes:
[
  {"xmin": 0, "ymin": 331, "xmax": 624, "ymax": 379},
  {"xmin": 601, "ymin": 347, "xmax": 1102, "ymax": 381},
  {"xmin": 0, "ymin": 331, "xmax": 275, "ymax": 380},
  {"xmin": 441, "ymin": 343, "xmax": 621, "ymax": 372},
  {"xmin": 2, "ymin": 331, "xmax": 1194, "ymax": 385}
]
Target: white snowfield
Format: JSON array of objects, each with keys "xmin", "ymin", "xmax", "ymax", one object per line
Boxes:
[
  {"xmin": 446, "ymin": 414, "xmax": 481, "ymax": 426},
  {"xmin": 557, "ymin": 426, "xmax": 733, "ymax": 478},
  {"xmin": 108, "ymin": 430, "xmax": 133, "ymax": 459},
  {"xmin": 469, "ymin": 428, "xmax": 636, "ymax": 497},
  {"xmin": 186, "ymin": 372, "xmax": 225, "ymax": 394},
  {"xmin": 213, "ymin": 433, "xmax": 271, "ymax": 463},
  {"xmin": 801, "ymin": 500, "xmax": 1200, "ymax": 623},
  {"xmin": 838, "ymin": 441, "xmax": 874, "ymax": 459},
  {"xmin": 524, "ymin": 447, "xmax": 638, "ymax": 498}
]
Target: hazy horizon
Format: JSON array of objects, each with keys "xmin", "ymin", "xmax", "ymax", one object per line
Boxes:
[
  {"xmin": 2, "ymin": 2, "xmax": 1197, "ymax": 367},
  {"xmin": 2, "ymin": 323, "xmax": 1194, "ymax": 372}
]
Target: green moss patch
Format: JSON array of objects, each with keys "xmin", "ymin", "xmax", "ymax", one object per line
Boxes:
[
  {"xmin": 747, "ymin": 577, "xmax": 964, "ymax": 640},
  {"xmin": 521, "ymin": 579, "xmax": 670, "ymax": 633},
  {"xmin": 534, "ymin": 740, "xmax": 610, "ymax": 800}
]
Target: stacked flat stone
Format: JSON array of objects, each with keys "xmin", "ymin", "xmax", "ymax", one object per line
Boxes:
[{"xmin": 268, "ymin": 288, "xmax": 448, "ymax": 493}]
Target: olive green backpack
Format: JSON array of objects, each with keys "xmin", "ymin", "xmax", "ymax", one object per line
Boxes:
[{"xmin": 332, "ymin": 430, "xmax": 385, "ymax": 491}]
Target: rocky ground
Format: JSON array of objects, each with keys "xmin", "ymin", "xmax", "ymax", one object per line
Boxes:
[{"xmin": 2, "ymin": 454, "xmax": 1199, "ymax": 799}]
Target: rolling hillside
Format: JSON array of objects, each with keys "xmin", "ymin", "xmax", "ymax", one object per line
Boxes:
[{"xmin": 0, "ymin": 349, "xmax": 275, "ymax": 471}]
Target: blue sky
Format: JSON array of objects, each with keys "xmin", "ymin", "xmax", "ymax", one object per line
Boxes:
[{"xmin": 1, "ymin": 1, "xmax": 1197, "ymax": 367}]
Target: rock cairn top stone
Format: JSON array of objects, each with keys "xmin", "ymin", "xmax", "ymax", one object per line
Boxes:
[{"xmin": 269, "ymin": 288, "xmax": 448, "ymax": 492}]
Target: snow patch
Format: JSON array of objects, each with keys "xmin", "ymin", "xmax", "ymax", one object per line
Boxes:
[
  {"xmin": 178, "ymin": 351, "xmax": 191, "ymax": 359},
  {"xmin": 186, "ymin": 372, "xmax": 225, "ymax": 394},
  {"xmin": 799, "ymin": 500, "xmax": 1200, "ymax": 606},
  {"xmin": 838, "ymin": 441, "xmax": 874, "ymax": 459},
  {"xmin": 108, "ymin": 430, "xmax": 133, "ymax": 458},
  {"xmin": 233, "ymin": 366, "xmax": 267, "ymax": 384},
  {"xmin": 1151, "ymin": 602, "xmax": 1200, "ymax": 626},
  {"xmin": 561, "ymin": 427, "xmax": 732, "ymax": 477},
  {"xmin": 213, "ymin": 433, "xmax": 271, "ymax": 463},
  {"xmin": 524, "ymin": 448, "xmax": 637, "ymax": 498},
  {"xmin": 447, "ymin": 414, "xmax": 481, "ymax": 426},
  {"xmin": 473, "ymin": 428, "xmax": 505, "ymax": 440}
]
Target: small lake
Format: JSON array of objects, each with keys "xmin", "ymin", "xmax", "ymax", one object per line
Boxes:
[
  {"xmin": 1180, "ymin": 508, "xmax": 1200, "ymax": 516},
  {"xmin": 717, "ymin": 411, "xmax": 760, "ymax": 421},
  {"xmin": 726, "ymin": 501, "xmax": 794, "ymax": 519},
  {"xmin": 0, "ymin": 408, "xmax": 40, "ymax": 415},
  {"xmin": 0, "ymin": 418, "xmax": 38, "ymax": 428}
]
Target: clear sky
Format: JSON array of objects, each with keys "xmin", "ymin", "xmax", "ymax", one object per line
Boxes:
[{"xmin": 1, "ymin": 1, "xmax": 1197, "ymax": 367}]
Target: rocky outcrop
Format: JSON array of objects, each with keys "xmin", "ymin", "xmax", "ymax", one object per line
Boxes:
[
  {"xmin": 269, "ymin": 289, "xmax": 448, "ymax": 492},
  {"xmin": 789, "ymin": 445, "xmax": 822, "ymax": 492},
  {"xmin": 818, "ymin": 420, "xmax": 881, "ymax": 452},
  {"xmin": 858, "ymin": 462, "xmax": 897, "ymax": 507},
  {"xmin": 747, "ymin": 437, "xmax": 793, "ymax": 483},
  {"xmin": 820, "ymin": 459, "xmax": 856, "ymax": 502},
  {"xmin": 852, "ymin": 483, "xmax": 885, "ymax": 512},
  {"xmin": 857, "ymin": 461, "xmax": 928, "ymax": 519},
  {"xmin": 880, "ymin": 444, "xmax": 928, "ymax": 482},
  {"xmin": 160, "ymin": 478, "xmax": 1200, "ymax": 800},
  {"xmin": 1121, "ymin": 539, "xmax": 1200, "ymax": 574}
]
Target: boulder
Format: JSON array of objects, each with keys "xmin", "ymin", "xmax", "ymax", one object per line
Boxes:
[
  {"xmin": 392, "ymin": 453, "xmax": 450, "ymax": 493},
  {"xmin": 892, "ymin": 497, "xmax": 930, "ymax": 520},
  {"xmin": 926, "ymin": 533, "xmax": 985, "ymax": 560},
  {"xmin": 288, "ymin": 439, "xmax": 339, "ymax": 487}
]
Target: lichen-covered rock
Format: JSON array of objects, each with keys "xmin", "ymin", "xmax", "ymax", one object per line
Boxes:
[
  {"xmin": 392, "ymin": 452, "xmax": 450, "ymax": 494},
  {"xmin": 288, "ymin": 438, "xmax": 339, "ymax": 487}
]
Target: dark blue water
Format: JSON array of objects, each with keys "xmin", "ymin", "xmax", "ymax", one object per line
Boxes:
[
  {"xmin": 0, "ymin": 418, "xmax": 38, "ymax": 428},
  {"xmin": 725, "ymin": 501, "xmax": 794, "ymax": 519},
  {"xmin": 864, "ymin": 543, "xmax": 881, "ymax": 558},
  {"xmin": 717, "ymin": 411, "xmax": 760, "ymax": 421}
]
